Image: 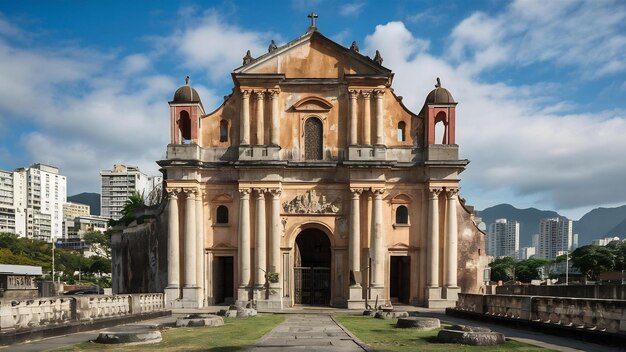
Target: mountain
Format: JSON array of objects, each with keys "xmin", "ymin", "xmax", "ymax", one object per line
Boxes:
[
  {"xmin": 478, "ymin": 203, "xmax": 626, "ymax": 248},
  {"xmin": 573, "ymin": 205, "xmax": 626, "ymax": 246},
  {"xmin": 67, "ymin": 192, "xmax": 101, "ymax": 215},
  {"xmin": 477, "ymin": 204, "xmax": 564, "ymax": 248}
]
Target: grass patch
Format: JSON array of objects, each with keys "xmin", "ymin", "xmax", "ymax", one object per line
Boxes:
[
  {"xmin": 335, "ymin": 314, "xmax": 553, "ymax": 352},
  {"xmin": 52, "ymin": 314, "xmax": 285, "ymax": 352}
]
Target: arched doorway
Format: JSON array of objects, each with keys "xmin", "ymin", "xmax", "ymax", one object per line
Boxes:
[{"xmin": 294, "ymin": 228, "xmax": 331, "ymax": 305}]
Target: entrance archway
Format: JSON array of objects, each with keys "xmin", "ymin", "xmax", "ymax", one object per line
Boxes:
[{"xmin": 294, "ymin": 228, "xmax": 331, "ymax": 305}]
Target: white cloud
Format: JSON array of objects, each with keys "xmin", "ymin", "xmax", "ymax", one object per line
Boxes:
[
  {"xmin": 364, "ymin": 20, "xmax": 626, "ymax": 212},
  {"xmin": 339, "ymin": 2, "xmax": 365, "ymax": 16},
  {"xmin": 163, "ymin": 10, "xmax": 275, "ymax": 82},
  {"xmin": 121, "ymin": 54, "xmax": 150, "ymax": 75},
  {"xmin": 450, "ymin": 0, "xmax": 626, "ymax": 77}
]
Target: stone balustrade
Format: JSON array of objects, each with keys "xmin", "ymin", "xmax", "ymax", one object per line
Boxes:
[
  {"xmin": 455, "ymin": 293, "xmax": 626, "ymax": 334},
  {"xmin": 0, "ymin": 293, "xmax": 164, "ymax": 331}
]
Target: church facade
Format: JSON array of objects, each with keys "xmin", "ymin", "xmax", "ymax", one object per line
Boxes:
[{"xmin": 158, "ymin": 25, "xmax": 485, "ymax": 309}]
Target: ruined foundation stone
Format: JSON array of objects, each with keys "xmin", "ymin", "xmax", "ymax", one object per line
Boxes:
[
  {"xmin": 176, "ymin": 313, "xmax": 224, "ymax": 327},
  {"xmin": 374, "ymin": 310, "xmax": 409, "ymax": 320},
  {"xmin": 396, "ymin": 317, "xmax": 440, "ymax": 330},
  {"xmin": 437, "ymin": 325, "xmax": 505, "ymax": 346}
]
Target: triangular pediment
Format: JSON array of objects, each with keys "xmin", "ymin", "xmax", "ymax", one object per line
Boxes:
[{"xmin": 233, "ymin": 31, "xmax": 391, "ymax": 79}]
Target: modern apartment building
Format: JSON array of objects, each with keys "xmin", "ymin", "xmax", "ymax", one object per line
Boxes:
[
  {"xmin": 486, "ymin": 218, "xmax": 520, "ymax": 258},
  {"xmin": 100, "ymin": 164, "xmax": 162, "ymax": 220},
  {"xmin": 537, "ymin": 218, "xmax": 572, "ymax": 260},
  {"xmin": 0, "ymin": 164, "xmax": 67, "ymax": 242}
]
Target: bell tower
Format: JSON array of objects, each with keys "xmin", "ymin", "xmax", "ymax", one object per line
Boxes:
[
  {"xmin": 423, "ymin": 77, "xmax": 457, "ymax": 146},
  {"xmin": 169, "ymin": 76, "xmax": 205, "ymax": 145}
]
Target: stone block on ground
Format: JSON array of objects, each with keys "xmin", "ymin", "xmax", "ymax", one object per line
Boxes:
[
  {"xmin": 437, "ymin": 328, "xmax": 505, "ymax": 346},
  {"xmin": 95, "ymin": 329, "xmax": 162, "ymax": 344},
  {"xmin": 236, "ymin": 306, "xmax": 257, "ymax": 317},
  {"xmin": 374, "ymin": 310, "xmax": 409, "ymax": 319},
  {"xmin": 176, "ymin": 313, "xmax": 224, "ymax": 327},
  {"xmin": 449, "ymin": 324, "xmax": 493, "ymax": 333},
  {"xmin": 363, "ymin": 309, "xmax": 376, "ymax": 316},
  {"xmin": 396, "ymin": 317, "xmax": 440, "ymax": 330}
]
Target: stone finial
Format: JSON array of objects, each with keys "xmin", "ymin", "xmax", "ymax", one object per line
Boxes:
[
  {"xmin": 435, "ymin": 77, "xmax": 441, "ymax": 88},
  {"xmin": 374, "ymin": 50, "xmax": 383, "ymax": 65},
  {"xmin": 185, "ymin": 76, "xmax": 190, "ymax": 85},
  {"xmin": 243, "ymin": 50, "xmax": 253, "ymax": 65},
  {"xmin": 350, "ymin": 41, "xmax": 359, "ymax": 52},
  {"xmin": 268, "ymin": 40, "xmax": 277, "ymax": 53}
]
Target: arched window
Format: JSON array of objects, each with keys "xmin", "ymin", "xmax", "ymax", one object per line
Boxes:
[
  {"xmin": 434, "ymin": 111, "xmax": 447, "ymax": 144},
  {"xmin": 219, "ymin": 119, "xmax": 229, "ymax": 142},
  {"xmin": 216, "ymin": 205, "xmax": 229, "ymax": 224},
  {"xmin": 396, "ymin": 205, "xmax": 408, "ymax": 224},
  {"xmin": 179, "ymin": 111, "xmax": 191, "ymax": 143},
  {"xmin": 304, "ymin": 117, "xmax": 323, "ymax": 160},
  {"xmin": 397, "ymin": 121, "xmax": 406, "ymax": 142}
]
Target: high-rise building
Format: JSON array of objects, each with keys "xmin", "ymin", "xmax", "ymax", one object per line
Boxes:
[
  {"xmin": 486, "ymin": 219, "xmax": 520, "ymax": 258},
  {"xmin": 0, "ymin": 164, "xmax": 67, "ymax": 241},
  {"xmin": 514, "ymin": 247, "xmax": 536, "ymax": 260},
  {"xmin": 100, "ymin": 164, "xmax": 162, "ymax": 220},
  {"xmin": 537, "ymin": 218, "xmax": 572, "ymax": 260}
]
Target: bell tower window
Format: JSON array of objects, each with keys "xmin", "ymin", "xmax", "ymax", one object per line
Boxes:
[
  {"xmin": 304, "ymin": 116, "xmax": 323, "ymax": 160},
  {"xmin": 179, "ymin": 111, "xmax": 191, "ymax": 143}
]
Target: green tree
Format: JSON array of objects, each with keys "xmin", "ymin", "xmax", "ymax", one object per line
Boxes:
[
  {"xmin": 605, "ymin": 240, "xmax": 626, "ymax": 271},
  {"xmin": 514, "ymin": 258, "xmax": 550, "ymax": 282},
  {"xmin": 83, "ymin": 230, "xmax": 112, "ymax": 259},
  {"xmin": 570, "ymin": 245, "xmax": 616, "ymax": 280},
  {"xmin": 119, "ymin": 191, "xmax": 145, "ymax": 225},
  {"xmin": 488, "ymin": 256, "xmax": 515, "ymax": 282}
]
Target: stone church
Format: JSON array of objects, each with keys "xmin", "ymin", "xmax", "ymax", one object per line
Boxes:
[{"xmin": 114, "ymin": 21, "xmax": 486, "ymax": 309}]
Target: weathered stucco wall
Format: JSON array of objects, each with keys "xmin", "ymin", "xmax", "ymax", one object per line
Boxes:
[{"xmin": 111, "ymin": 207, "xmax": 168, "ymax": 294}]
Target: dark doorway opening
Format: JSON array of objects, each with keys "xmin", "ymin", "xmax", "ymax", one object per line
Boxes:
[
  {"xmin": 214, "ymin": 256, "xmax": 234, "ymax": 304},
  {"xmin": 294, "ymin": 228, "xmax": 331, "ymax": 305},
  {"xmin": 390, "ymin": 256, "xmax": 410, "ymax": 304}
]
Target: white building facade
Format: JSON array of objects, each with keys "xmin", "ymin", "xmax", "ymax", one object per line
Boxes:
[
  {"xmin": 100, "ymin": 164, "xmax": 163, "ymax": 220},
  {"xmin": 0, "ymin": 164, "xmax": 67, "ymax": 242},
  {"xmin": 486, "ymin": 218, "xmax": 520, "ymax": 258},
  {"xmin": 537, "ymin": 218, "xmax": 572, "ymax": 260}
]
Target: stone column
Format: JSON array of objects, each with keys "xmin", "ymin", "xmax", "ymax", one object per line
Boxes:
[
  {"xmin": 254, "ymin": 189, "xmax": 267, "ymax": 291},
  {"xmin": 426, "ymin": 188, "xmax": 442, "ymax": 302},
  {"xmin": 255, "ymin": 91, "xmax": 264, "ymax": 145},
  {"xmin": 349, "ymin": 188, "xmax": 363, "ymax": 284},
  {"xmin": 184, "ymin": 190, "xmax": 197, "ymax": 288},
  {"xmin": 370, "ymin": 188, "xmax": 385, "ymax": 300},
  {"xmin": 362, "ymin": 91, "xmax": 371, "ymax": 145},
  {"xmin": 238, "ymin": 188, "xmax": 251, "ymax": 302},
  {"xmin": 349, "ymin": 90, "xmax": 358, "ymax": 145},
  {"xmin": 166, "ymin": 191, "xmax": 180, "ymax": 289},
  {"xmin": 348, "ymin": 188, "xmax": 363, "ymax": 307},
  {"xmin": 269, "ymin": 189, "xmax": 281, "ymax": 278},
  {"xmin": 195, "ymin": 190, "xmax": 204, "ymax": 300},
  {"xmin": 240, "ymin": 90, "xmax": 250, "ymax": 145},
  {"xmin": 374, "ymin": 89, "xmax": 384, "ymax": 145},
  {"xmin": 269, "ymin": 90, "xmax": 280, "ymax": 146},
  {"xmin": 444, "ymin": 188, "xmax": 460, "ymax": 301}
]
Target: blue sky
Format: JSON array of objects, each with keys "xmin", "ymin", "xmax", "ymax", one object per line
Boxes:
[{"xmin": 1, "ymin": 0, "xmax": 625, "ymax": 220}]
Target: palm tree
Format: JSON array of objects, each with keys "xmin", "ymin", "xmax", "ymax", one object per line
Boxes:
[{"xmin": 119, "ymin": 191, "xmax": 145, "ymax": 225}]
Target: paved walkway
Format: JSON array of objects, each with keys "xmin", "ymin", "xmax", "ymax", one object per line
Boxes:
[{"xmin": 245, "ymin": 315, "xmax": 368, "ymax": 351}]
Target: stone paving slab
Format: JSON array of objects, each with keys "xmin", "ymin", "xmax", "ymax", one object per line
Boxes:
[{"xmin": 245, "ymin": 314, "xmax": 368, "ymax": 352}]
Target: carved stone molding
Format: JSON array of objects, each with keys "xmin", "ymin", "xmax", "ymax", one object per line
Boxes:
[
  {"xmin": 374, "ymin": 89, "xmax": 385, "ymax": 98},
  {"xmin": 254, "ymin": 90, "xmax": 265, "ymax": 100},
  {"xmin": 269, "ymin": 188, "xmax": 282, "ymax": 198},
  {"xmin": 429, "ymin": 188, "xmax": 443, "ymax": 198},
  {"xmin": 349, "ymin": 90, "xmax": 359, "ymax": 99},
  {"xmin": 254, "ymin": 188, "xmax": 267, "ymax": 198},
  {"xmin": 239, "ymin": 188, "xmax": 251, "ymax": 198},
  {"xmin": 446, "ymin": 188, "xmax": 460, "ymax": 199},
  {"xmin": 282, "ymin": 190, "xmax": 340, "ymax": 214},
  {"xmin": 268, "ymin": 89, "xmax": 280, "ymax": 97},
  {"xmin": 241, "ymin": 89, "xmax": 251, "ymax": 98},
  {"xmin": 361, "ymin": 90, "xmax": 372, "ymax": 99},
  {"xmin": 350, "ymin": 188, "xmax": 363, "ymax": 198},
  {"xmin": 371, "ymin": 188, "xmax": 386, "ymax": 196}
]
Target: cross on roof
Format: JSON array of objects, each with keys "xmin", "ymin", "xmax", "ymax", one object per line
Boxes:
[{"xmin": 307, "ymin": 12, "xmax": 318, "ymax": 30}]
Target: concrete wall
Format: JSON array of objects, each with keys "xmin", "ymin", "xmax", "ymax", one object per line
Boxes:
[
  {"xmin": 495, "ymin": 284, "xmax": 626, "ymax": 300},
  {"xmin": 455, "ymin": 292, "xmax": 626, "ymax": 334}
]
